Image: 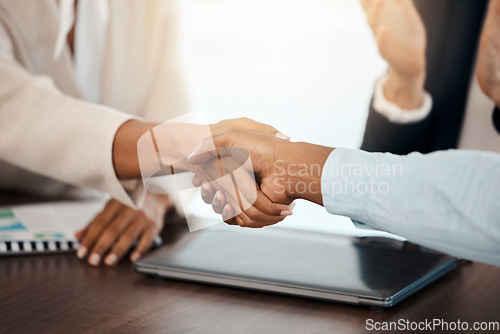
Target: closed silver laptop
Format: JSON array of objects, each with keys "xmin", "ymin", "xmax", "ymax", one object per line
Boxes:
[{"xmin": 135, "ymin": 223, "xmax": 456, "ymax": 307}]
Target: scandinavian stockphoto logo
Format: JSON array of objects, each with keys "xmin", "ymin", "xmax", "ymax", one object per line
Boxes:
[{"xmin": 136, "ymin": 113, "xmax": 257, "ymax": 232}]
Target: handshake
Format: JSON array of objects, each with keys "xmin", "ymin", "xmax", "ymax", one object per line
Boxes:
[
  {"xmin": 132, "ymin": 117, "xmax": 334, "ymax": 229},
  {"xmin": 111, "ymin": 114, "xmax": 500, "ymax": 267}
]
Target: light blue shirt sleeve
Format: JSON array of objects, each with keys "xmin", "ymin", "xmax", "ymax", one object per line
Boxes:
[{"xmin": 321, "ymin": 148, "xmax": 500, "ymax": 267}]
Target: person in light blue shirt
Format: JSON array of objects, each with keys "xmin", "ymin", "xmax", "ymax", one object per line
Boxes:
[{"xmin": 188, "ymin": 129, "xmax": 500, "ymax": 267}]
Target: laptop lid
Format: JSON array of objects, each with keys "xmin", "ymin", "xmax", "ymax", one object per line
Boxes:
[{"xmin": 135, "ymin": 223, "xmax": 456, "ymax": 307}]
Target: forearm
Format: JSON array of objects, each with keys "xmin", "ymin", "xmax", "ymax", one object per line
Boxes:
[
  {"xmin": 113, "ymin": 120, "xmax": 224, "ymax": 179},
  {"xmin": 113, "ymin": 120, "xmax": 158, "ymax": 179}
]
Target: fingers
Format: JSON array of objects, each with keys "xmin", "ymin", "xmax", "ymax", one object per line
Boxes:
[
  {"xmin": 359, "ymin": 0, "xmax": 370, "ymax": 12},
  {"xmin": 360, "ymin": 0, "xmax": 381, "ymax": 14},
  {"xmin": 187, "ymin": 126, "xmax": 293, "ymax": 228},
  {"xmin": 87, "ymin": 209, "xmax": 135, "ymax": 266},
  {"xmin": 129, "ymin": 226, "xmax": 158, "ymax": 262},
  {"xmin": 213, "ymin": 186, "xmax": 294, "ymax": 228},
  {"xmin": 234, "ymin": 214, "xmax": 279, "ymax": 229},
  {"xmin": 242, "ymin": 203, "xmax": 292, "ymax": 223},
  {"xmin": 214, "ymin": 117, "xmax": 290, "ymax": 140},
  {"xmin": 211, "ymin": 190, "xmax": 225, "ymax": 214},
  {"xmin": 192, "ymin": 174, "xmax": 203, "ymax": 187},
  {"xmin": 251, "ymin": 189, "xmax": 293, "ymax": 216},
  {"xmin": 244, "ymin": 118, "xmax": 281, "ymax": 137},
  {"xmin": 76, "ymin": 198, "xmax": 164, "ymax": 267},
  {"xmin": 364, "ymin": 0, "xmax": 384, "ymax": 30},
  {"xmin": 76, "ymin": 200, "xmax": 122, "ymax": 260},
  {"xmin": 105, "ymin": 217, "xmax": 156, "ymax": 265},
  {"xmin": 222, "ymin": 204, "xmax": 237, "ymax": 224},
  {"xmin": 74, "ymin": 227, "xmax": 86, "ymax": 240},
  {"xmin": 201, "ymin": 182, "xmax": 216, "ymax": 205},
  {"xmin": 255, "ymin": 123, "xmax": 289, "ymax": 141},
  {"xmin": 229, "ymin": 199, "xmax": 292, "ymax": 228},
  {"xmin": 275, "ymin": 132, "xmax": 290, "ymax": 141}
]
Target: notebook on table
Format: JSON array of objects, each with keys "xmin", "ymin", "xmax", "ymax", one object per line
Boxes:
[{"xmin": 0, "ymin": 200, "xmax": 106, "ymax": 255}]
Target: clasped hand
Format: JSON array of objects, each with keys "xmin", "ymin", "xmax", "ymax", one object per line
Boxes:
[
  {"xmin": 188, "ymin": 129, "xmax": 332, "ymax": 227},
  {"xmin": 187, "ymin": 130, "xmax": 295, "ymax": 228}
]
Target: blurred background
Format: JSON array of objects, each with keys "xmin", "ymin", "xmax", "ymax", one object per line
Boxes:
[
  {"xmin": 178, "ymin": 0, "xmax": 385, "ymax": 147},
  {"xmin": 179, "ymin": 0, "xmax": 395, "ymax": 236}
]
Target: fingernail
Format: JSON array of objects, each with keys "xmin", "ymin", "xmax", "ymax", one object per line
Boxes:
[
  {"xmin": 77, "ymin": 246, "xmax": 87, "ymax": 259},
  {"xmin": 214, "ymin": 191, "xmax": 223, "ymax": 205},
  {"xmin": 281, "ymin": 210, "xmax": 293, "ymax": 216},
  {"xmin": 217, "ymin": 191, "xmax": 224, "ymax": 201},
  {"xmin": 105, "ymin": 254, "xmax": 118, "ymax": 266},
  {"xmin": 280, "ymin": 202, "xmax": 295, "ymax": 211},
  {"xmin": 275, "ymin": 132, "xmax": 290, "ymax": 141},
  {"xmin": 130, "ymin": 252, "xmax": 140, "ymax": 262},
  {"xmin": 89, "ymin": 253, "xmax": 101, "ymax": 266}
]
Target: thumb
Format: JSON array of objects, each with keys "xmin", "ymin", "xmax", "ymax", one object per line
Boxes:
[
  {"xmin": 258, "ymin": 122, "xmax": 290, "ymax": 141},
  {"xmin": 187, "ymin": 133, "xmax": 231, "ymax": 164}
]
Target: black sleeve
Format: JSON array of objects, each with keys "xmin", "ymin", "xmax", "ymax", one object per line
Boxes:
[{"xmin": 360, "ymin": 96, "xmax": 433, "ymax": 154}]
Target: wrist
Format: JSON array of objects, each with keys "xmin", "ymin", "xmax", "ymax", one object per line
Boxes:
[
  {"xmin": 113, "ymin": 120, "xmax": 158, "ymax": 179},
  {"xmin": 384, "ymin": 68, "xmax": 426, "ymax": 109},
  {"xmin": 280, "ymin": 142, "xmax": 334, "ymax": 205}
]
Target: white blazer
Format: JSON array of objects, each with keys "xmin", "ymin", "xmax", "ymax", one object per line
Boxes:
[{"xmin": 0, "ymin": 0, "xmax": 189, "ymax": 206}]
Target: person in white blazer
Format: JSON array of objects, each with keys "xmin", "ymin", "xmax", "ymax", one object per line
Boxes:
[
  {"xmin": 0, "ymin": 0, "xmax": 190, "ymax": 266},
  {"xmin": 0, "ymin": 0, "xmax": 291, "ymax": 266}
]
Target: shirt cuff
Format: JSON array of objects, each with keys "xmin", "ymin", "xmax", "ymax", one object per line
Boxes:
[
  {"xmin": 120, "ymin": 179, "xmax": 146, "ymax": 207},
  {"xmin": 373, "ymin": 75, "xmax": 433, "ymax": 124},
  {"xmin": 321, "ymin": 148, "xmax": 372, "ymax": 223}
]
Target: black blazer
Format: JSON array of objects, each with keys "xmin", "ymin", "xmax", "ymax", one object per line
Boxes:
[{"xmin": 361, "ymin": 0, "xmax": 488, "ymax": 154}]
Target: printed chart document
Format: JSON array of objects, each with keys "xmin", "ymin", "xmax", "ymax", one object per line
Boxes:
[{"xmin": 0, "ymin": 200, "xmax": 106, "ymax": 255}]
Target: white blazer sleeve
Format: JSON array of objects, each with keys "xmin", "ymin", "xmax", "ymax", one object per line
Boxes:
[{"xmin": 0, "ymin": 36, "xmax": 141, "ymax": 207}]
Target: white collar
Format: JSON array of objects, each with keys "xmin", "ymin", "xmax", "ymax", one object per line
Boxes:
[
  {"xmin": 53, "ymin": 0, "xmax": 109, "ymax": 61},
  {"xmin": 52, "ymin": 0, "xmax": 109, "ymax": 102}
]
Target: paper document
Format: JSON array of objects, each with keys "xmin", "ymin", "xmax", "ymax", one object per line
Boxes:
[{"xmin": 0, "ymin": 200, "xmax": 106, "ymax": 254}]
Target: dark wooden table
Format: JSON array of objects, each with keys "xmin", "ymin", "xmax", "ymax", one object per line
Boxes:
[{"xmin": 1, "ymin": 194, "xmax": 499, "ymax": 334}]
